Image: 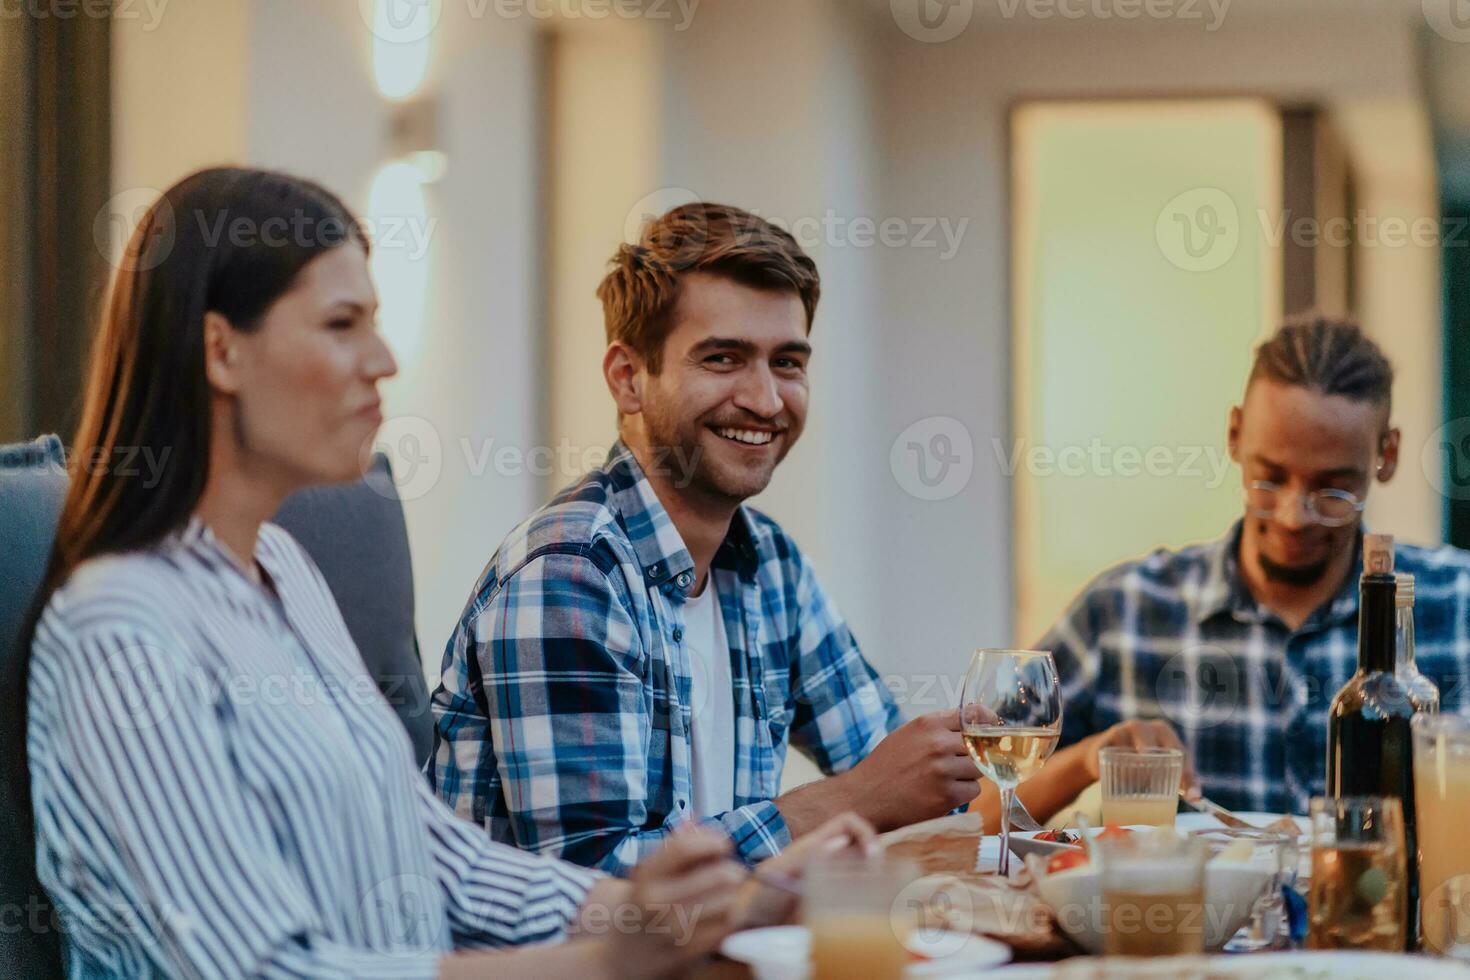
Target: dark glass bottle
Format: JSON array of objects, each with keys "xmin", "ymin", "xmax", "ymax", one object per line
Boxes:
[{"xmin": 1326, "ymin": 534, "xmax": 1418, "ymax": 950}]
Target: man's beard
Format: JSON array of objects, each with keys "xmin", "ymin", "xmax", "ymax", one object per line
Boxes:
[
  {"xmin": 1257, "ymin": 551, "xmax": 1332, "ymax": 587},
  {"xmin": 643, "ymin": 405, "xmax": 785, "ymax": 503}
]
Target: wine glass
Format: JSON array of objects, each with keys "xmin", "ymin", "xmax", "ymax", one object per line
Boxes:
[{"xmin": 960, "ymin": 648, "xmax": 1063, "ymax": 877}]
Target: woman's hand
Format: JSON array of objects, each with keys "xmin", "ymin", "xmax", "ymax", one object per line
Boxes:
[
  {"xmin": 583, "ymin": 824, "xmax": 747, "ymax": 979},
  {"xmin": 734, "ymin": 812, "xmax": 878, "ymax": 930}
]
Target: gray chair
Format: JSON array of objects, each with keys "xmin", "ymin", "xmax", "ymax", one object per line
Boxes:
[
  {"xmin": 1, "ymin": 437, "xmax": 430, "ymax": 975},
  {"xmin": 0, "ymin": 435, "xmax": 68, "ymax": 979}
]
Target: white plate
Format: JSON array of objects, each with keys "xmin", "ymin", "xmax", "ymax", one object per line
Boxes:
[{"xmin": 720, "ymin": 924, "xmax": 1012, "ymax": 980}]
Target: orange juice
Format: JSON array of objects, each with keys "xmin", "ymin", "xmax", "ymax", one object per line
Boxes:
[
  {"xmin": 1415, "ymin": 731, "xmax": 1470, "ymax": 952},
  {"xmin": 1102, "ymin": 795, "xmax": 1178, "ymax": 828},
  {"xmin": 810, "ymin": 915, "xmax": 909, "ymax": 980}
]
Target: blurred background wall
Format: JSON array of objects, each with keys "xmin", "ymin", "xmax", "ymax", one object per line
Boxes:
[{"xmin": 7, "ymin": 0, "xmax": 1470, "ymax": 785}]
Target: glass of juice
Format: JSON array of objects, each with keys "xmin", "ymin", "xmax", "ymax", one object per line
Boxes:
[
  {"xmin": 1414, "ymin": 713, "xmax": 1470, "ymax": 957},
  {"xmin": 1098, "ymin": 830, "xmax": 1208, "ymax": 957},
  {"xmin": 802, "ymin": 854, "xmax": 919, "ymax": 980},
  {"xmin": 1099, "ymin": 747, "xmax": 1183, "ymax": 827},
  {"xmin": 1307, "ymin": 795, "xmax": 1406, "ymax": 952}
]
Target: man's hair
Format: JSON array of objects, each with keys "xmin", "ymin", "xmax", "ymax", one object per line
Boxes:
[
  {"xmin": 596, "ymin": 202, "xmax": 821, "ymax": 373},
  {"xmin": 1248, "ymin": 313, "xmax": 1393, "ymax": 413}
]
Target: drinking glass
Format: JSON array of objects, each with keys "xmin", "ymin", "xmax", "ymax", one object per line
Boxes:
[
  {"xmin": 802, "ymin": 854, "xmax": 919, "ymax": 980},
  {"xmin": 1307, "ymin": 795, "xmax": 1407, "ymax": 952},
  {"xmin": 1098, "ymin": 831, "xmax": 1209, "ymax": 957},
  {"xmin": 959, "ymin": 649, "xmax": 1063, "ymax": 877},
  {"xmin": 1099, "ymin": 747, "xmax": 1183, "ymax": 828},
  {"xmin": 1414, "ymin": 713, "xmax": 1470, "ymax": 956}
]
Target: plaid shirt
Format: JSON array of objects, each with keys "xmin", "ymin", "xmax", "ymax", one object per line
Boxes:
[
  {"xmin": 1044, "ymin": 520, "xmax": 1470, "ymax": 816},
  {"xmin": 427, "ymin": 442, "xmax": 901, "ymax": 874}
]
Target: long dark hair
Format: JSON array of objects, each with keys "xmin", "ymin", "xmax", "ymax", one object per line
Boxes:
[{"xmin": 5, "ymin": 167, "xmax": 367, "ymax": 943}]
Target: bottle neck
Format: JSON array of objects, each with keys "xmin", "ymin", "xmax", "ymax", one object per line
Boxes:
[
  {"xmin": 1358, "ymin": 573, "xmax": 1397, "ymax": 673},
  {"xmin": 1396, "ymin": 601, "xmax": 1417, "ymax": 670}
]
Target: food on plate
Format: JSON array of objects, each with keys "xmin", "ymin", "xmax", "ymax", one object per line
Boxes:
[
  {"xmin": 1032, "ymin": 829, "xmax": 1081, "ymax": 845},
  {"xmin": 1046, "ymin": 850, "xmax": 1089, "ymax": 875}
]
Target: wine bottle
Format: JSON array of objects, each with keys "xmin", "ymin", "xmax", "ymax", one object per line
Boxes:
[
  {"xmin": 1326, "ymin": 534, "xmax": 1418, "ymax": 950},
  {"xmin": 1395, "ymin": 573, "xmax": 1440, "ymax": 714}
]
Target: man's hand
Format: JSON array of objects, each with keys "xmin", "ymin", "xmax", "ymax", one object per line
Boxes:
[
  {"xmin": 1079, "ymin": 718, "xmax": 1200, "ymax": 799},
  {"xmin": 837, "ymin": 709, "xmax": 979, "ymax": 832}
]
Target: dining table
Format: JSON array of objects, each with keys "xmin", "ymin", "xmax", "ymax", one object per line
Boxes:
[{"xmin": 698, "ymin": 811, "xmax": 1469, "ymax": 979}]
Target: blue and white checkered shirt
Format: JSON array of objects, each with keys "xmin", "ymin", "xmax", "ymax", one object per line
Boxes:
[
  {"xmin": 427, "ymin": 442, "xmax": 902, "ymax": 874},
  {"xmin": 1043, "ymin": 520, "xmax": 1470, "ymax": 816}
]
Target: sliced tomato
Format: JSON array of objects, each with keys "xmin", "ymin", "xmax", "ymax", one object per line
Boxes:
[
  {"xmin": 1046, "ymin": 849, "xmax": 1089, "ymax": 875},
  {"xmin": 1095, "ymin": 824, "xmax": 1132, "ymax": 842}
]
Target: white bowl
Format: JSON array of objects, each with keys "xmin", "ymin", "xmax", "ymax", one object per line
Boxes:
[
  {"xmin": 1034, "ymin": 859, "xmax": 1273, "ymax": 955},
  {"xmin": 720, "ymin": 925, "xmax": 1012, "ymax": 980}
]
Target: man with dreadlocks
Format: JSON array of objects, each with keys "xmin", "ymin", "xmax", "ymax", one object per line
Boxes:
[{"xmin": 976, "ymin": 314, "xmax": 1470, "ymax": 823}]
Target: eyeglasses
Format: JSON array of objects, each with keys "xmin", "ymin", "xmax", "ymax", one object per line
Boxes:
[{"xmin": 1243, "ymin": 480, "xmax": 1365, "ymax": 528}]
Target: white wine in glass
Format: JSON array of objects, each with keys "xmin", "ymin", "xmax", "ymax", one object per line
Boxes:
[{"xmin": 960, "ymin": 649, "xmax": 1063, "ymax": 877}]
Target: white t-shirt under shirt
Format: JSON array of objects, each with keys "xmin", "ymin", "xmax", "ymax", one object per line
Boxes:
[{"xmin": 682, "ymin": 579, "xmax": 736, "ymax": 818}]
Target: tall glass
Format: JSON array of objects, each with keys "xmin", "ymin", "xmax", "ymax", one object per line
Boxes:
[
  {"xmin": 802, "ymin": 854, "xmax": 918, "ymax": 980},
  {"xmin": 1100, "ymin": 747, "xmax": 1183, "ymax": 827},
  {"xmin": 1307, "ymin": 795, "xmax": 1407, "ymax": 952},
  {"xmin": 1099, "ymin": 832, "xmax": 1208, "ymax": 957},
  {"xmin": 1414, "ymin": 713, "xmax": 1470, "ymax": 956},
  {"xmin": 960, "ymin": 649, "xmax": 1063, "ymax": 877}
]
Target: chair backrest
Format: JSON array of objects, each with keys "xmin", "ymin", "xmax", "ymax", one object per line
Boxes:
[
  {"xmin": 273, "ymin": 455, "xmax": 432, "ymax": 764},
  {"xmin": 0, "ymin": 436, "xmax": 69, "ymax": 979},
  {"xmin": 0, "ymin": 440, "xmax": 428, "ymax": 975}
]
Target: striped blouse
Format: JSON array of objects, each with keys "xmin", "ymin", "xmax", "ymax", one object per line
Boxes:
[{"xmin": 28, "ymin": 518, "xmax": 599, "ymax": 979}]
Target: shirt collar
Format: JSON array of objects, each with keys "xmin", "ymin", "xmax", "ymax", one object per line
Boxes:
[
  {"xmin": 1195, "ymin": 518, "xmax": 1362, "ymax": 629},
  {"xmin": 602, "ymin": 441, "xmax": 761, "ymax": 593}
]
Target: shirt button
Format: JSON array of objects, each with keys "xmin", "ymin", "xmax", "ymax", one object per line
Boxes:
[
  {"xmin": 676, "ymin": 572, "xmax": 692, "ymax": 589},
  {"xmin": 672, "ymin": 627, "xmax": 684, "ymax": 643}
]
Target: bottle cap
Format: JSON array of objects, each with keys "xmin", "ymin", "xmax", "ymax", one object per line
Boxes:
[
  {"xmin": 1364, "ymin": 534, "xmax": 1395, "ymax": 575},
  {"xmin": 1397, "ymin": 572, "xmax": 1415, "ymax": 606}
]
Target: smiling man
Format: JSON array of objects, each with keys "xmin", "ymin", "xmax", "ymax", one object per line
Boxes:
[
  {"xmin": 427, "ymin": 204, "xmax": 980, "ymax": 873},
  {"xmin": 1000, "ymin": 316, "xmax": 1470, "ymax": 821}
]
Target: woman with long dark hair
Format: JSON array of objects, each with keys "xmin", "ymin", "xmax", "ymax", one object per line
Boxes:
[{"xmin": 19, "ymin": 167, "xmax": 869, "ymax": 978}]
